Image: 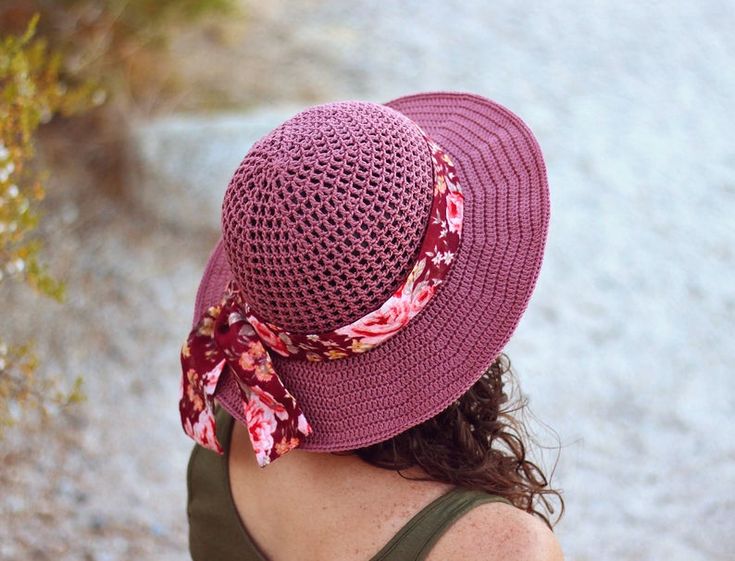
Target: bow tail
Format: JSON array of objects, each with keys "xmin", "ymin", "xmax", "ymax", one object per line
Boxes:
[
  {"xmin": 227, "ymin": 339, "xmax": 313, "ymax": 467},
  {"xmin": 179, "ymin": 358, "xmax": 226, "ymax": 454}
]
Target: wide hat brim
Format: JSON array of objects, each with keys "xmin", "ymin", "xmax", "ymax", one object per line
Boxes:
[{"xmin": 192, "ymin": 91, "xmax": 550, "ymax": 452}]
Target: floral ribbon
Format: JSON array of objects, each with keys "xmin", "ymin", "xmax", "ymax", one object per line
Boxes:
[
  {"xmin": 179, "ymin": 127, "xmax": 464, "ymax": 467},
  {"xmin": 180, "ymin": 288, "xmax": 313, "ymax": 466}
]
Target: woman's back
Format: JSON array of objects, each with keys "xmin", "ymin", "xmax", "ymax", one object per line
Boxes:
[{"xmin": 187, "ymin": 407, "xmax": 561, "ymax": 561}]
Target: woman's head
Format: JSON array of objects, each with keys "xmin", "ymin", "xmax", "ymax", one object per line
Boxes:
[
  {"xmin": 181, "ymin": 93, "xmax": 552, "ymax": 474},
  {"xmin": 346, "ymin": 353, "xmax": 564, "ymax": 530}
]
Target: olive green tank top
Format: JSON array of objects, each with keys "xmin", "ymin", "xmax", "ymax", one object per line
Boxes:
[{"xmin": 187, "ymin": 407, "xmax": 511, "ymax": 561}]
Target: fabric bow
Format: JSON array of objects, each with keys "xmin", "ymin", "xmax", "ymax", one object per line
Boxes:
[{"xmin": 179, "ymin": 282, "xmax": 312, "ymax": 467}]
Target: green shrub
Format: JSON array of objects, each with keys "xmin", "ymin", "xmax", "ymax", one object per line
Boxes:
[
  {"xmin": 1, "ymin": 0, "xmax": 238, "ymax": 110},
  {"xmin": 0, "ymin": 15, "xmax": 91, "ymax": 432}
]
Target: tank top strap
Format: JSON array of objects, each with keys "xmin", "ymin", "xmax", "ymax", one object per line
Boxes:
[{"xmin": 370, "ymin": 486, "xmax": 512, "ymax": 561}]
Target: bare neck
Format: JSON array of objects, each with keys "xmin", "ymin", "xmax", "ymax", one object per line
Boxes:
[{"xmin": 229, "ymin": 417, "xmax": 440, "ymax": 492}]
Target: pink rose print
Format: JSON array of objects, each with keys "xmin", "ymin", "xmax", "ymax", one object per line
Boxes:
[
  {"xmin": 244, "ymin": 393, "xmax": 278, "ymax": 466},
  {"xmin": 248, "ymin": 316, "xmax": 290, "ymax": 356},
  {"xmin": 201, "ymin": 360, "xmax": 224, "ymax": 395},
  {"xmin": 250, "ymin": 384, "xmax": 289, "ymax": 421},
  {"xmin": 186, "ymin": 413, "xmax": 222, "ymax": 454},
  {"xmin": 446, "ymin": 191, "xmax": 464, "ymax": 235},
  {"xmin": 411, "ymin": 281, "xmax": 436, "ymax": 314},
  {"xmin": 335, "ymin": 294, "xmax": 413, "ymax": 346},
  {"xmin": 297, "ymin": 412, "xmax": 311, "ymax": 436}
]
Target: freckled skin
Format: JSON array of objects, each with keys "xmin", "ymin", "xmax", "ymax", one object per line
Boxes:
[
  {"xmin": 229, "ymin": 419, "xmax": 455, "ymax": 560},
  {"xmin": 228, "ymin": 420, "xmax": 563, "ymax": 561}
]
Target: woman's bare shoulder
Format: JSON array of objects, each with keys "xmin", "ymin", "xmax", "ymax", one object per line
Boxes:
[{"xmin": 426, "ymin": 502, "xmax": 564, "ymax": 561}]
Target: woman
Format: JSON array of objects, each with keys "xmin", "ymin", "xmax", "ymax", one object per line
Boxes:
[{"xmin": 180, "ymin": 91, "xmax": 564, "ymax": 560}]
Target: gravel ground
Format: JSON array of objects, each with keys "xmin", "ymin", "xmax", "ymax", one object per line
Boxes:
[{"xmin": 2, "ymin": 1, "xmax": 734, "ymax": 560}]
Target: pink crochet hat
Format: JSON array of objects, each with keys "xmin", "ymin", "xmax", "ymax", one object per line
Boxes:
[{"xmin": 187, "ymin": 91, "xmax": 550, "ymax": 455}]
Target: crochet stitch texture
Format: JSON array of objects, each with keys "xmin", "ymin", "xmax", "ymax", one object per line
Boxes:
[{"xmin": 222, "ymin": 101, "xmax": 434, "ymax": 333}]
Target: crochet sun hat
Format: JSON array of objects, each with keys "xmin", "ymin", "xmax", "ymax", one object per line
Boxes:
[{"xmin": 179, "ymin": 91, "xmax": 550, "ymax": 467}]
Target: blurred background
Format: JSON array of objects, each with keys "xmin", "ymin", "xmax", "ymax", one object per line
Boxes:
[{"xmin": 0, "ymin": 1, "xmax": 733, "ymax": 560}]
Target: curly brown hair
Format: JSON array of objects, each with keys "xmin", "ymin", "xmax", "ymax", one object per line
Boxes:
[{"xmin": 341, "ymin": 353, "xmax": 564, "ymax": 530}]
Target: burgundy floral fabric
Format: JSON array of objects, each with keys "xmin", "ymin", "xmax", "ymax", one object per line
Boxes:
[
  {"xmin": 179, "ymin": 128, "xmax": 464, "ymax": 466},
  {"xmin": 180, "ymin": 290, "xmax": 313, "ymax": 466}
]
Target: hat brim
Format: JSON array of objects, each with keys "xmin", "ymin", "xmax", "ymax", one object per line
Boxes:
[{"xmin": 193, "ymin": 91, "xmax": 550, "ymax": 452}]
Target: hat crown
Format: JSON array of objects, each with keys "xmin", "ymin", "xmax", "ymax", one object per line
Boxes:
[{"xmin": 222, "ymin": 101, "xmax": 434, "ymax": 333}]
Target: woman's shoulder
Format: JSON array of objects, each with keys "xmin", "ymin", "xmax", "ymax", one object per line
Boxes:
[{"xmin": 426, "ymin": 500, "xmax": 564, "ymax": 561}]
